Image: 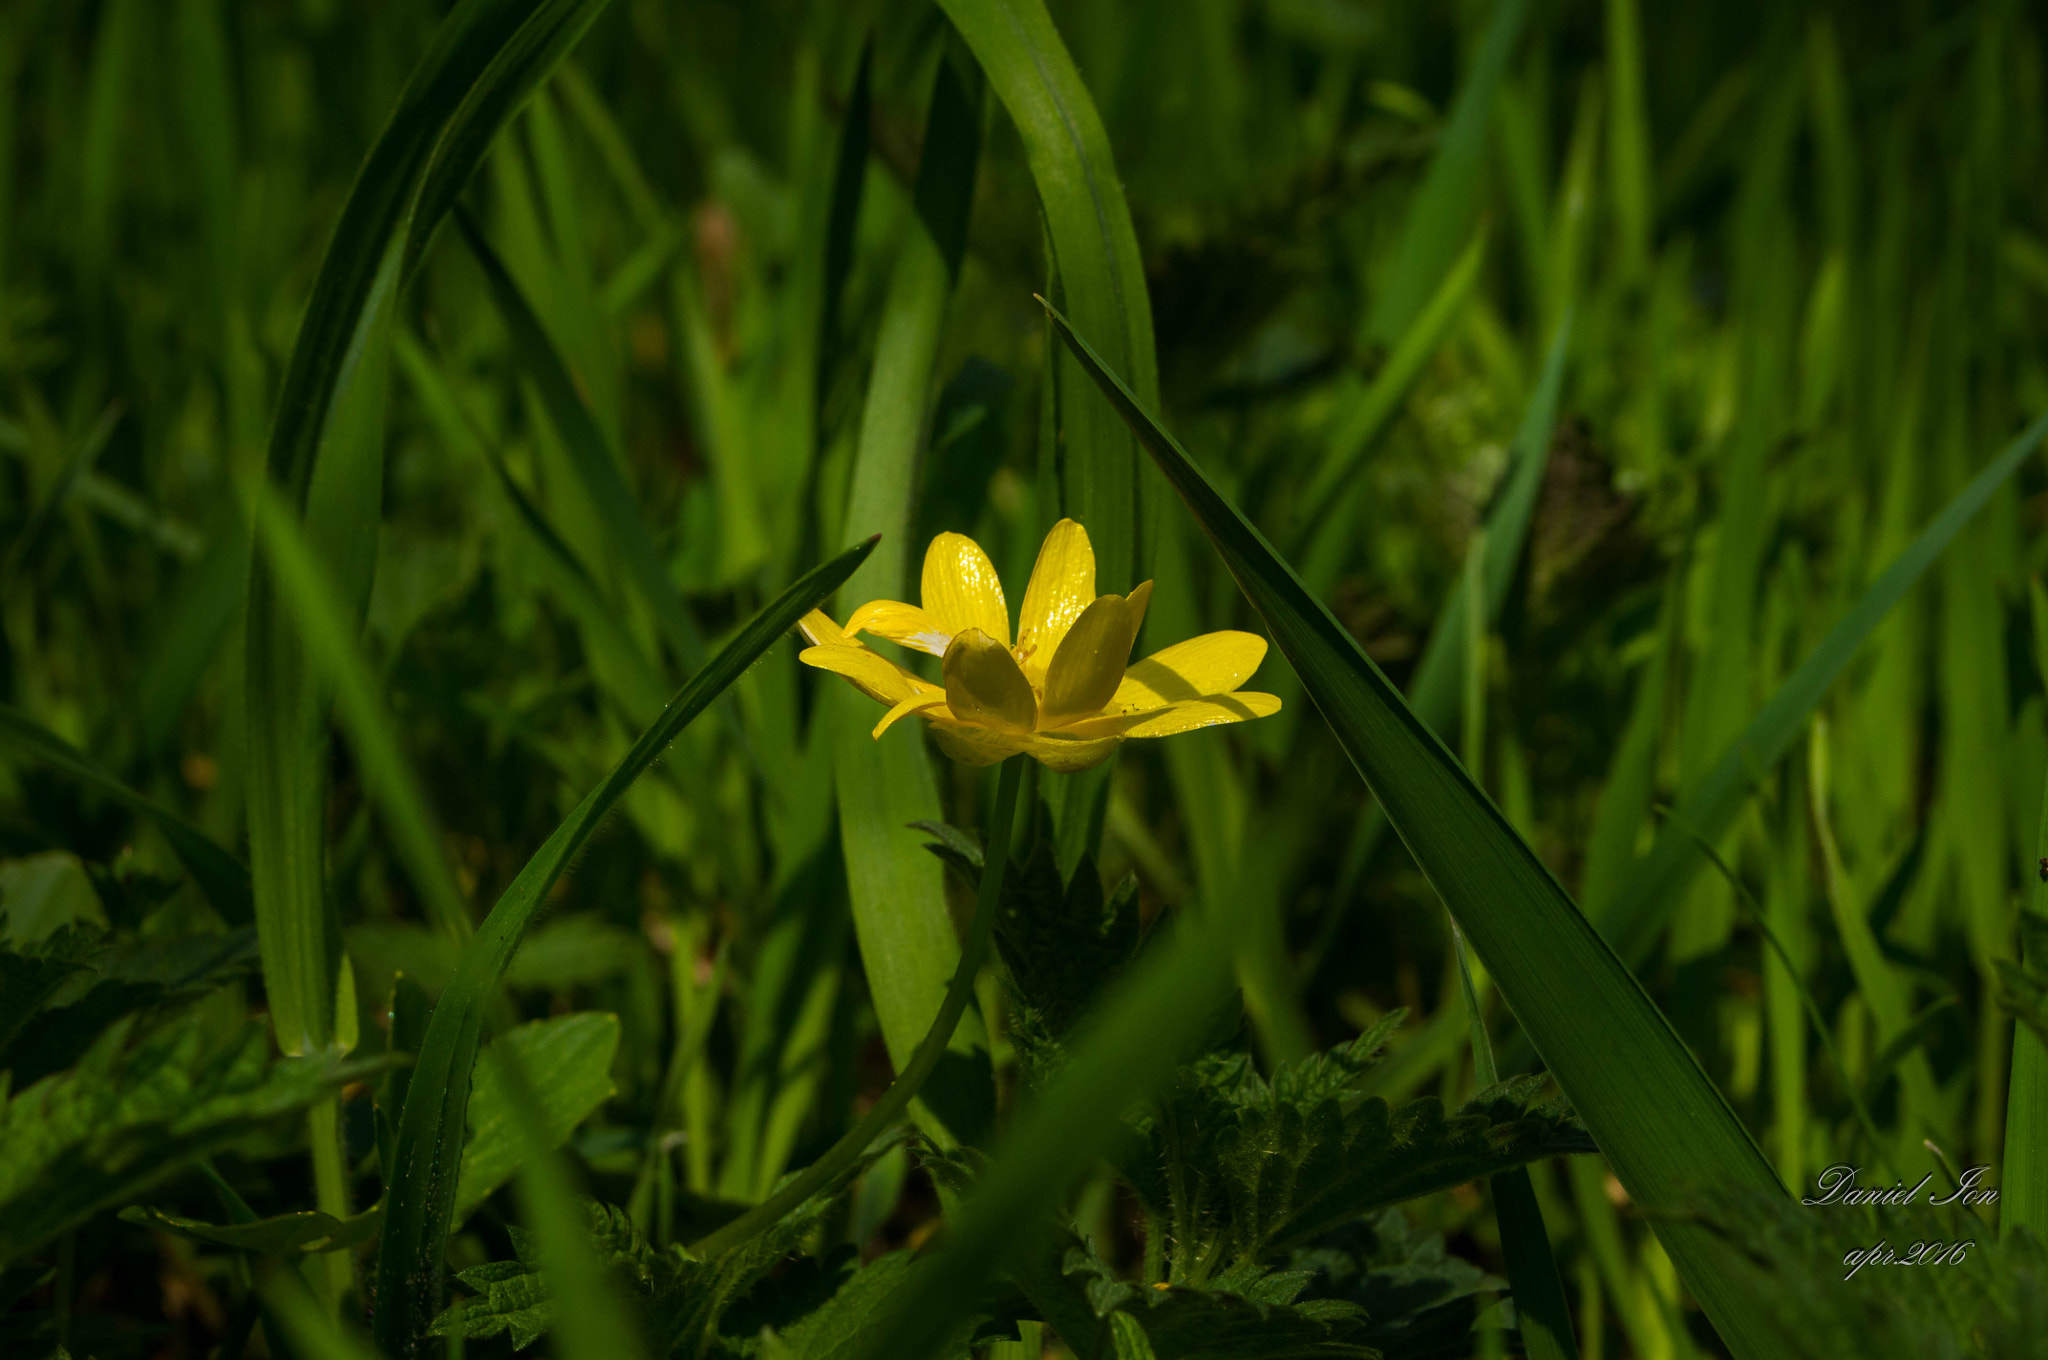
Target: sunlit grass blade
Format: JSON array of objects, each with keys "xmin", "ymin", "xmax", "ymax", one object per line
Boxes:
[
  {"xmin": 936, "ymin": 0, "xmax": 1157, "ymax": 590},
  {"xmin": 828, "ymin": 49, "xmax": 992, "ymax": 1151},
  {"xmin": 1363, "ymin": 0, "xmax": 1526, "ymax": 345},
  {"xmin": 371, "ymin": 536, "xmax": 874, "ymax": 1360},
  {"xmin": 0, "ymin": 704, "xmax": 252, "ymax": 926},
  {"xmin": 1599, "ymin": 407, "xmax": 2048, "ymax": 964},
  {"xmin": 1044, "ymin": 299, "xmax": 1786, "ymax": 1359}
]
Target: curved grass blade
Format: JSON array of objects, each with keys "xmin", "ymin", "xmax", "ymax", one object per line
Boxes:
[
  {"xmin": 0, "ymin": 704, "xmax": 252, "ymax": 926},
  {"xmin": 371, "ymin": 536, "xmax": 875, "ymax": 1360},
  {"xmin": 1043, "ymin": 300, "xmax": 1786, "ymax": 1360},
  {"xmin": 830, "ymin": 49, "xmax": 991, "ymax": 1151},
  {"xmin": 1598, "ymin": 406, "xmax": 2048, "ymax": 963},
  {"xmin": 246, "ymin": 485, "xmax": 472, "ymax": 943},
  {"xmin": 936, "ymin": 0, "xmax": 1156, "ymax": 589},
  {"xmin": 246, "ymin": 0, "xmax": 609, "ymax": 1058}
]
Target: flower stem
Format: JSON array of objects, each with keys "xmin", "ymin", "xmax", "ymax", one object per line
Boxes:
[{"xmin": 688, "ymin": 756, "xmax": 1024, "ymax": 1259}]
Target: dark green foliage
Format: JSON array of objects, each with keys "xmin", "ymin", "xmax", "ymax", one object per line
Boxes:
[
  {"xmin": 1996, "ymin": 908, "xmax": 2048, "ymax": 1046},
  {"xmin": 1122, "ymin": 1015, "xmax": 1590, "ymax": 1280},
  {"xmin": 1691, "ymin": 1191, "xmax": 2048, "ymax": 1359},
  {"xmin": 0, "ymin": 922, "xmax": 258, "ymax": 1085},
  {"xmin": 1289, "ymin": 1212, "xmax": 1502, "ymax": 1360},
  {"xmin": 0, "ymin": 1012, "xmax": 369, "ymax": 1266},
  {"xmin": 433, "ymin": 1185, "xmax": 876, "ymax": 1358},
  {"xmin": 923, "ymin": 826, "xmax": 1145, "ymax": 1076},
  {"xmin": 1027, "ymin": 1235, "xmax": 1375, "ymax": 1360}
]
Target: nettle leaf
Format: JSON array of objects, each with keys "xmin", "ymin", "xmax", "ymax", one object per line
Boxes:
[
  {"xmin": 921, "ymin": 828, "xmax": 1142, "ymax": 1081},
  {"xmin": 435, "ymin": 1152, "xmax": 883, "ymax": 1357},
  {"xmin": 0, "ymin": 919, "xmax": 106, "ymax": 1062},
  {"xmin": 1689, "ymin": 1188, "xmax": 2048, "ymax": 1359},
  {"xmin": 1130, "ymin": 1019, "xmax": 1592, "ymax": 1275},
  {"xmin": 454, "ymin": 1011, "xmax": 622, "ymax": 1223},
  {"xmin": 3, "ymin": 926, "xmax": 260, "ymax": 1085},
  {"xmin": 1288, "ymin": 1211, "xmax": 1501, "ymax": 1360},
  {"xmin": 0, "ymin": 1011, "xmax": 368, "ymax": 1265},
  {"xmin": 1018, "ymin": 1232, "xmax": 1373, "ymax": 1360}
]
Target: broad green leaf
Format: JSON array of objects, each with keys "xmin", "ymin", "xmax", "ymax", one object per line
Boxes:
[
  {"xmin": 455, "ymin": 1011, "xmax": 621, "ymax": 1223},
  {"xmin": 1043, "ymin": 301, "xmax": 1787, "ymax": 1358},
  {"xmin": 0, "ymin": 1014, "xmax": 367, "ymax": 1266},
  {"xmin": 0, "ymin": 704, "xmax": 252, "ymax": 926},
  {"xmin": 372, "ymin": 536, "xmax": 873, "ymax": 1359}
]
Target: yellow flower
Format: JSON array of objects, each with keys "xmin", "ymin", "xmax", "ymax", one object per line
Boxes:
[{"xmin": 797, "ymin": 518, "xmax": 1280, "ymax": 771}]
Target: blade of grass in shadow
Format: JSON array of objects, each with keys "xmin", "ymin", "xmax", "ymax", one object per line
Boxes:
[
  {"xmin": 0, "ymin": 704, "xmax": 252, "ymax": 926},
  {"xmin": 1363, "ymin": 0, "xmax": 1526, "ymax": 345},
  {"xmin": 1599, "ymin": 407, "xmax": 2048, "ymax": 965},
  {"xmin": 246, "ymin": 485, "xmax": 472, "ymax": 943},
  {"xmin": 1044, "ymin": 299, "xmax": 1786, "ymax": 1359},
  {"xmin": 370, "ymin": 536, "xmax": 873, "ymax": 1359},
  {"xmin": 829, "ymin": 50, "xmax": 993, "ymax": 1152},
  {"xmin": 2007, "ymin": 582, "xmax": 2048, "ymax": 1238},
  {"xmin": 1454, "ymin": 936, "xmax": 1578, "ymax": 1360}
]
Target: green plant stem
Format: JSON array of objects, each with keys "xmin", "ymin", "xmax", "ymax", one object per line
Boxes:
[
  {"xmin": 688, "ymin": 755, "xmax": 1024, "ymax": 1259},
  {"xmin": 307, "ymin": 1096, "xmax": 351, "ymax": 1311}
]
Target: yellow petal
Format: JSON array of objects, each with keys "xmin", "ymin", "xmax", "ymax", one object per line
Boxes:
[
  {"xmin": 1112, "ymin": 631, "xmax": 1270, "ymax": 711},
  {"xmin": 920, "ymin": 532, "xmax": 1010, "ymax": 647},
  {"xmin": 872, "ymin": 690, "xmax": 952, "ymax": 738},
  {"xmin": 931, "ymin": 721, "xmax": 1030, "ymax": 767},
  {"xmin": 942, "ymin": 628, "xmax": 1037, "ymax": 733},
  {"xmin": 1039, "ymin": 594, "xmax": 1137, "ymax": 727},
  {"xmin": 1125, "ymin": 580, "xmax": 1154, "ymax": 639},
  {"xmin": 1017, "ymin": 731, "xmax": 1124, "ymax": 772},
  {"xmin": 1121, "ymin": 691, "xmax": 1282, "ymax": 738},
  {"xmin": 1014, "ymin": 518, "xmax": 1095, "ymax": 676},
  {"xmin": 797, "ymin": 609, "xmax": 849, "ymax": 647},
  {"xmin": 799, "ymin": 643, "xmax": 936, "ymax": 709},
  {"xmin": 846, "ymin": 600, "xmax": 954, "ymax": 657},
  {"xmin": 929, "ymin": 714, "xmax": 1121, "ymax": 770}
]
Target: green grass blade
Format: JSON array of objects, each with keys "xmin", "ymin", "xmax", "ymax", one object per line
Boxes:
[
  {"xmin": 246, "ymin": 485, "xmax": 473, "ymax": 943},
  {"xmin": 1599, "ymin": 407, "xmax": 2048, "ymax": 963},
  {"xmin": 0, "ymin": 704, "xmax": 252, "ymax": 927},
  {"xmin": 830, "ymin": 51, "xmax": 991, "ymax": 1150},
  {"xmin": 1044, "ymin": 300, "xmax": 1786, "ymax": 1359},
  {"xmin": 371, "ymin": 536, "xmax": 874, "ymax": 1360},
  {"xmin": 1300, "ymin": 227, "xmax": 1490, "ymax": 519},
  {"xmin": 936, "ymin": 0, "xmax": 1157, "ymax": 589},
  {"xmin": 457, "ymin": 210, "xmax": 705, "ymax": 673},
  {"xmin": 1363, "ymin": 0, "xmax": 1526, "ymax": 345},
  {"xmin": 1602, "ymin": 0, "xmax": 1653, "ymax": 281},
  {"xmin": 2003, "ymin": 582, "xmax": 2048, "ymax": 1238}
]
